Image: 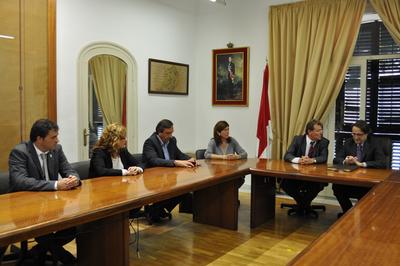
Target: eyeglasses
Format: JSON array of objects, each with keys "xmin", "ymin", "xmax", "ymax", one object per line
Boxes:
[{"xmin": 351, "ymin": 132, "xmax": 365, "ymax": 137}]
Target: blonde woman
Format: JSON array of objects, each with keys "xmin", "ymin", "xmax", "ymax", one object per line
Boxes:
[{"xmin": 89, "ymin": 123, "xmax": 144, "ymax": 178}]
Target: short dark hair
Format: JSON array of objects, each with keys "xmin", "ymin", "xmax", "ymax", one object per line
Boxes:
[
  {"xmin": 352, "ymin": 120, "xmax": 370, "ymax": 134},
  {"xmin": 156, "ymin": 119, "xmax": 173, "ymax": 133},
  {"xmin": 213, "ymin": 120, "xmax": 231, "ymax": 145},
  {"xmin": 305, "ymin": 119, "xmax": 323, "ymax": 135},
  {"xmin": 30, "ymin": 119, "xmax": 59, "ymax": 142}
]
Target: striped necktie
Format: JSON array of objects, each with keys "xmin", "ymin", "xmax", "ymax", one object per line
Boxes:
[
  {"xmin": 308, "ymin": 141, "xmax": 315, "ymax": 157},
  {"xmin": 357, "ymin": 144, "xmax": 363, "ymax": 161}
]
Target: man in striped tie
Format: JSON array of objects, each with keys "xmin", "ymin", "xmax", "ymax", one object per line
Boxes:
[{"xmin": 282, "ymin": 119, "xmax": 329, "ymax": 218}]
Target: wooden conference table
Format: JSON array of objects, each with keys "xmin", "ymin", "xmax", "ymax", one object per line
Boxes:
[
  {"xmin": 249, "ymin": 159, "xmax": 392, "ymax": 228},
  {"xmin": 0, "ymin": 159, "xmax": 253, "ymax": 265},
  {"xmin": 0, "ymin": 159, "xmax": 397, "ymax": 265},
  {"xmin": 250, "ymin": 160, "xmax": 400, "ymax": 265}
]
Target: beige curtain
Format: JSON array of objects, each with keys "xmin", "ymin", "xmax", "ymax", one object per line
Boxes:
[
  {"xmin": 370, "ymin": 0, "xmax": 400, "ymax": 45},
  {"xmin": 268, "ymin": 0, "xmax": 366, "ymax": 160},
  {"xmin": 89, "ymin": 55, "xmax": 127, "ymax": 125}
]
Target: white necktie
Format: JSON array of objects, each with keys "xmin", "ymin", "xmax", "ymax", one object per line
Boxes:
[{"xmin": 40, "ymin": 153, "xmax": 50, "ymax": 181}]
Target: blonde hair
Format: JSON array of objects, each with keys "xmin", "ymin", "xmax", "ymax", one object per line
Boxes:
[{"xmin": 94, "ymin": 123, "xmax": 126, "ymax": 154}]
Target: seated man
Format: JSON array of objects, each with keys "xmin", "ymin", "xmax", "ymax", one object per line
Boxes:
[
  {"xmin": 282, "ymin": 119, "xmax": 329, "ymax": 217},
  {"xmin": 333, "ymin": 120, "xmax": 386, "ymax": 217},
  {"xmin": 143, "ymin": 119, "xmax": 196, "ymax": 222},
  {"xmin": 9, "ymin": 119, "xmax": 80, "ymax": 265}
]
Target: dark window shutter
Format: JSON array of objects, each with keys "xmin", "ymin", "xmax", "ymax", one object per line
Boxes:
[{"xmin": 335, "ymin": 21, "xmax": 400, "ymax": 169}]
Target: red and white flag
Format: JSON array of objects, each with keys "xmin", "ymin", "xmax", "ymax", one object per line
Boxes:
[{"xmin": 257, "ymin": 64, "xmax": 271, "ymax": 158}]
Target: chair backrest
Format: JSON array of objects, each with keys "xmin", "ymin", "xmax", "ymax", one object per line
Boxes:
[
  {"xmin": 195, "ymin": 149, "xmax": 206, "ymax": 160},
  {"xmin": 378, "ymin": 137, "xmax": 393, "ymax": 169},
  {"xmin": 0, "ymin": 171, "xmax": 10, "ymax": 194},
  {"xmin": 132, "ymin": 153, "xmax": 143, "ymax": 164},
  {"xmin": 71, "ymin": 160, "xmax": 90, "ymax": 180}
]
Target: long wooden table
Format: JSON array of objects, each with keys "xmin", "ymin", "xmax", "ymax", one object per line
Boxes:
[
  {"xmin": 0, "ymin": 159, "xmax": 397, "ymax": 265},
  {"xmin": 0, "ymin": 159, "xmax": 251, "ymax": 265},
  {"xmin": 249, "ymin": 159, "xmax": 392, "ymax": 228},
  {"xmin": 289, "ymin": 179, "xmax": 400, "ymax": 265},
  {"xmin": 249, "ymin": 160, "xmax": 400, "ymax": 265}
]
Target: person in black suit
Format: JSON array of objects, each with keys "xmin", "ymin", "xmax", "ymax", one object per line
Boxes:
[
  {"xmin": 143, "ymin": 119, "xmax": 196, "ymax": 222},
  {"xmin": 282, "ymin": 119, "xmax": 329, "ymax": 217},
  {"xmin": 143, "ymin": 119, "xmax": 196, "ymax": 168},
  {"xmin": 89, "ymin": 123, "xmax": 145, "ymax": 177},
  {"xmin": 8, "ymin": 119, "xmax": 80, "ymax": 265},
  {"xmin": 333, "ymin": 120, "xmax": 386, "ymax": 216}
]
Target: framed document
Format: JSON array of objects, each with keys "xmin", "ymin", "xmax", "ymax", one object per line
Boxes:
[{"xmin": 148, "ymin": 58, "xmax": 189, "ymax": 95}]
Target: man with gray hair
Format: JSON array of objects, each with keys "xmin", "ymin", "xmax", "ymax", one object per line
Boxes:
[{"xmin": 282, "ymin": 119, "xmax": 329, "ymax": 217}]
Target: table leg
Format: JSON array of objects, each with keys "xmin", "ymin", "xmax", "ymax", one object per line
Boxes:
[
  {"xmin": 77, "ymin": 212, "xmax": 129, "ymax": 266},
  {"xmin": 193, "ymin": 178, "xmax": 238, "ymax": 230},
  {"xmin": 251, "ymin": 175, "xmax": 275, "ymax": 228}
]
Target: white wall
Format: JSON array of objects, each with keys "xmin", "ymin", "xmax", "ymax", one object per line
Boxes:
[
  {"xmin": 57, "ymin": 0, "xmax": 198, "ymax": 161},
  {"xmin": 194, "ymin": 0, "xmax": 268, "ymax": 156},
  {"xmin": 57, "ymin": 0, "xmax": 297, "ymax": 162}
]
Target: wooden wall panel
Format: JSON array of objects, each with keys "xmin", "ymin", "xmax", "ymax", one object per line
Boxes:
[
  {"xmin": 23, "ymin": 0, "xmax": 49, "ymax": 140},
  {"xmin": 0, "ymin": 0, "xmax": 23, "ymax": 171},
  {"xmin": 0, "ymin": 0, "xmax": 55, "ymax": 171}
]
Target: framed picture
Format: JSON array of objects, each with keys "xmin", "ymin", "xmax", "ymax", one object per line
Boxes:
[
  {"xmin": 212, "ymin": 47, "xmax": 249, "ymax": 106},
  {"xmin": 148, "ymin": 58, "xmax": 189, "ymax": 95}
]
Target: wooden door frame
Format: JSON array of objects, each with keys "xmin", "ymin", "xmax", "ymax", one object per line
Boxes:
[
  {"xmin": 77, "ymin": 42, "xmax": 138, "ymax": 160},
  {"xmin": 48, "ymin": 0, "xmax": 57, "ymax": 121}
]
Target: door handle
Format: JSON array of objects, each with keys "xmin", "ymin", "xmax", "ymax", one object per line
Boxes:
[{"xmin": 83, "ymin": 128, "xmax": 90, "ymax": 146}]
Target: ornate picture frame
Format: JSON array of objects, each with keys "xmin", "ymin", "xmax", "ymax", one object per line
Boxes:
[{"xmin": 212, "ymin": 47, "xmax": 249, "ymax": 106}]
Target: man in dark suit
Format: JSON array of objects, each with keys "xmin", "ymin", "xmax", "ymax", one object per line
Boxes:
[
  {"xmin": 333, "ymin": 120, "xmax": 386, "ymax": 216},
  {"xmin": 143, "ymin": 119, "xmax": 196, "ymax": 222},
  {"xmin": 282, "ymin": 119, "xmax": 329, "ymax": 217},
  {"xmin": 9, "ymin": 119, "xmax": 80, "ymax": 265},
  {"xmin": 143, "ymin": 119, "xmax": 196, "ymax": 168}
]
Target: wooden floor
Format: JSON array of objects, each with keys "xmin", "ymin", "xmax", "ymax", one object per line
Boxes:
[
  {"xmin": 3, "ymin": 193, "xmax": 340, "ymax": 265},
  {"xmin": 128, "ymin": 193, "xmax": 340, "ymax": 266}
]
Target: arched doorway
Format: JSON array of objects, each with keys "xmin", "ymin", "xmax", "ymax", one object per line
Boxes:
[{"xmin": 77, "ymin": 42, "xmax": 138, "ymax": 160}]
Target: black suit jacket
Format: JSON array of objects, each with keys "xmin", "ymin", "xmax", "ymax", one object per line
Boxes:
[
  {"xmin": 142, "ymin": 132, "xmax": 190, "ymax": 167},
  {"xmin": 89, "ymin": 147, "xmax": 145, "ymax": 178},
  {"xmin": 9, "ymin": 141, "xmax": 79, "ymax": 191},
  {"xmin": 284, "ymin": 135, "xmax": 329, "ymax": 163},
  {"xmin": 333, "ymin": 136, "xmax": 386, "ymax": 168}
]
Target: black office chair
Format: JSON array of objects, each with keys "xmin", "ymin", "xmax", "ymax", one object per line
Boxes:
[
  {"xmin": 0, "ymin": 171, "xmax": 10, "ymax": 194},
  {"xmin": 70, "ymin": 160, "xmax": 90, "ymax": 180},
  {"xmin": 132, "ymin": 153, "xmax": 144, "ymax": 167},
  {"xmin": 280, "ymin": 181, "xmax": 326, "ymax": 218},
  {"xmin": 0, "ymin": 171, "xmax": 29, "ymax": 265},
  {"xmin": 195, "ymin": 149, "xmax": 206, "ymax": 160},
  {"xmin": 378, "ymin": 137, "xmax": 393, "ymax": 169}
]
